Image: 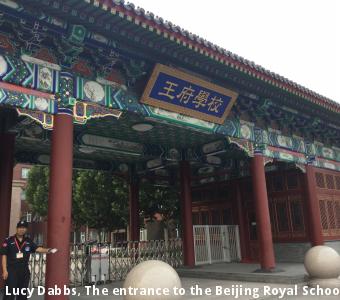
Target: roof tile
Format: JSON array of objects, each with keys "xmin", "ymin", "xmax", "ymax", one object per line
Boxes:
[{"xmin": 98, "ymin": 0, "xmax": 339, "ymax": 112}]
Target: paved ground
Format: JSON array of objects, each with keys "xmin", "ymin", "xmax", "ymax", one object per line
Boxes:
[
  {"xmin": 2, "ymin": 278, "xmax": 339, "ymax": 300},
  {"xmin": 181, "ymin": 263, "xmax": 307, "ymax": 275},
  {"xmin": 177, "ymin": 263, "xmax": 308, "ymax": 284}
]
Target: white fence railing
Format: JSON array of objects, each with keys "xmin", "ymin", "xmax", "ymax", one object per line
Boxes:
[{"xmin": 193, "ymin": 225, "xmax": 241, "ymax": 265}]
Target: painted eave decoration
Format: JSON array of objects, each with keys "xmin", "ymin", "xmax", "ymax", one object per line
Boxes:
[
  {"xmin": 89, "ymin": 0, "xmax": 339, "ymax": 114},
  {"xmin": 141, "ymin": 64, "xmax": 238, "ymax": 125}
]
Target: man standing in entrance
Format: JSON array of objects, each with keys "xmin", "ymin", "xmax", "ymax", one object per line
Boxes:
[{"xmin": 1, "ymin": 220, "xmax": 58, "ymax": 300}]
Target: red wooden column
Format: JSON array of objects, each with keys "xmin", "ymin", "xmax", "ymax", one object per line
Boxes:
[
  {"xmin": 129, "ymin": 178, "xmax": 140, "ymax": 241},
  {"xmin": 305, "ymin": 164, "xmax": 324, "ymax": 246},
  {"xmin": 179, "ymin": 160, "xmax": 195, "ymax": 267},
  {"xmin": 45, "ymin": 109, "xmax": 73, "ymax": 300},
  {"xmin": 0, "ymin": 133, "xmax": 15, "ymax": 288},
  {"xmin": 235, "ymin": 181, "xmax": 252, "ymax": 263},
  {"xmin": 251, "ymin": 154, "xmax": 276, "ymax": 271}
]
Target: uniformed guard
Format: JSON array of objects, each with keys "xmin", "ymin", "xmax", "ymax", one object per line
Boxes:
[{"xmin": 1, "ymin": 220, "xmax": 58, "ymax": 300}]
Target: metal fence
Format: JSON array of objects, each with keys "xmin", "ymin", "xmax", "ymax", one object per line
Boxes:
[
  {"xmin": 193, "ymin": 225, "xmax": 241, "ymax": 265},
  {"xmin": 29, "ymin": 239, "xmax": 183, "ymax": 287}
]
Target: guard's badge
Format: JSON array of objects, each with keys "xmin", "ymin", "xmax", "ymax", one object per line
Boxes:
[{"xmin": 25, "ymin": 246, "xmax": 30, "ymax": 252}]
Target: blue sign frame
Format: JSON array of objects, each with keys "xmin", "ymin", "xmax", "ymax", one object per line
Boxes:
[{"xmin": 141, "ymin": 64, "xmax": 238, "ymax": 124}]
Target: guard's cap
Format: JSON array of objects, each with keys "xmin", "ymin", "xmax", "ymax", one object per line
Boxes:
[{"xmin": 16, "ymin": 220, "xmax": 28, "ymax": 228}]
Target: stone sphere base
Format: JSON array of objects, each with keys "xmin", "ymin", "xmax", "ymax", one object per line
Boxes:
[{"xmin": 308, "ymin": 278, "xmax": 340, "ymax": 289}]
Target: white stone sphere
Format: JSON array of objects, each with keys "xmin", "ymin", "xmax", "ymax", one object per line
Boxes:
[
  {"xmin": 123, "ymin": 260, "xmax": 182, "ymax": 300},
  {"xmin": 304, "ymin": 246, "xmax": 340, "ymax": 279}
]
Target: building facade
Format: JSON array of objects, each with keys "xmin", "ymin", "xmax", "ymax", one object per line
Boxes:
[
  {"xmin": 0, "ymin": 0, "xmax": 339, "ymax": 294},
  {"xmin": 192, "ymin": 166, "xmax": 340, "ymax": 262}
]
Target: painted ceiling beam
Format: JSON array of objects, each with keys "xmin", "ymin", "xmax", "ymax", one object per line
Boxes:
[{"xmin": 0, "ymin": 81, "xmax": 55, "ymax": 99}]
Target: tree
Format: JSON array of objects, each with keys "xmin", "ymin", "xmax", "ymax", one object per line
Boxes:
[
  {"xmin": 25, "ymin": 166, "xmax": 49, "ymax": 218},
  {"xmin": 73, "ymin": 170, "xmax": 128, "ymax": 234},
  {"xmin": 26, "ymin": 167, "xmax": 129, "ymax": 236},
  {"xmin": 26, "ymin": 166, "xmax": 181, "ymax": 240},
  {"xmin": 140, "ymin": 183, "xmax": 180, "ymax": 221},
  {"xmin": 140, "ymin": 182, "xmax": 180, "ymax": 239}
]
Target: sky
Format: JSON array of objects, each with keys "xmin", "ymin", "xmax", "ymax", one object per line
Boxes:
[{"xmin": 131, "ymin": 0, "xmax": 340, "ymax": 103}]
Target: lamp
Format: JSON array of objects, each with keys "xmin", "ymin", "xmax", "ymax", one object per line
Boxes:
[{"xmin": 132, "ymin": 123, "xmax": 154, "ymax": 132}]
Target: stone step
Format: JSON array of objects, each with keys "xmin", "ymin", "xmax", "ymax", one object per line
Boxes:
[{"xmin": 177, "ymin": 269, "xmax": 308, "ymax": 284}]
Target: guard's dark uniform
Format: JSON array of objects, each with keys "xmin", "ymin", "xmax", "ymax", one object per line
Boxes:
[{"xmin": 1, "ymin": 235, "xmax": 38, "ymax": 300}]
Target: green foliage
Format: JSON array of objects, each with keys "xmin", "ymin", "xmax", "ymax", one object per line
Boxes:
[
  {"xmin": 73, "ymin": 170, "xmax": 128, "ymax": 231},
  {"xmin": 25, "ymin": 166, "xmax": 49, "ymax": 217},
  {"xmin": 139, "ymin": 182, "xmax": 180, "ymax": 222},
  {"xmin": 25, "ymin": 166, "xmax": 180, "ymax": 234},
  {"xmin": 26, "ymin": 167, "xmax": 129, "ymax": 231}
]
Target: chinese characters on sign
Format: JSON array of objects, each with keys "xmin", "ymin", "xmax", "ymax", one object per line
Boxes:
[{"xmin": 141, "ymin": 64, "xmax": 238, "ymax": 124}]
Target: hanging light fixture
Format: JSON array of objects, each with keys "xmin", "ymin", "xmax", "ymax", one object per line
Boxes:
[{"xmin": 131, "ymin": 123, "xmax": 154, "ymax": 132}]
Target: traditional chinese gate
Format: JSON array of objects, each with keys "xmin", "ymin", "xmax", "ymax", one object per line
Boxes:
[{"xmin": 193, "ymin": 225, "xmax": 241, "ymax": 265}]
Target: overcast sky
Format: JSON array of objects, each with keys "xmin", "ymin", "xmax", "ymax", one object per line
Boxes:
[{"xmin": 131, "ymin": 0, "xmax": 340, "ymax": 103}]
